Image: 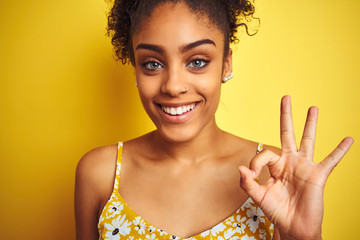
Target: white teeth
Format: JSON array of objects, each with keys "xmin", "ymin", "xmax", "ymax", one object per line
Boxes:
[
  {"xmin": 161, "ymin": 103, "xmax": 196, "ymax": 116},
  {"xmin": 182, "ymin": 106, "xmax": 187, "ymax": 112},
  {"xmin": 176, "ymin": 107, "xmax": 182, "ymax": 115}
]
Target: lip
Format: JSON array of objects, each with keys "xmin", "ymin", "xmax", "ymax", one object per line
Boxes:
[{"xmin": 155, "ymin": 101, "xmax": 200, "ymax": 124}]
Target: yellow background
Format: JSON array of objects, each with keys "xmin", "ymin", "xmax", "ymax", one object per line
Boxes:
[{"xmin": 0, "ymin": 0, "xmax": 359, "ymax": 239}]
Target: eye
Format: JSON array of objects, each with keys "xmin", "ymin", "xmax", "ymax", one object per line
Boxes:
[
  {"xmin": 142, "ymin": 61, "xmax": 163, "ymax": 70},
  {"xmin": 188, "ymin": 59, "xmax": 209, "ymax": 69}
]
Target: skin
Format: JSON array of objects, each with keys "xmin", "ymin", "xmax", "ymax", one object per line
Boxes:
[{"xmin": 75, "ymin": 2, "xmax": 353, "ymax": 240}]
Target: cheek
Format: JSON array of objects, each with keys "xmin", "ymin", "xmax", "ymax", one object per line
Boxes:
[
  {"xmin": 197, "ymin": 81, "xmax": 221, "ymax": 112},
  {"xmin": 136, "ymin": 75, "xmax": 159, "ymax": 101},
  {"xmin": 198, "ymin": 78, "xmax": 221, "ymax": 97},
  {"xmin": 137, "ymin": 81, "xmax": 162, "ymax": 117},
  {"xmin": 138, "ymin": 86, "xmax": 154, "ymax": 104},
  {"xmin": 196, "ymin": 65, "xmax": 223, "ymax": 91}
]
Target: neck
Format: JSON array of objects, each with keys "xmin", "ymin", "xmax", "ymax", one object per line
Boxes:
[{"xmin": 149, "ymin": 122, "xmax": 226, "ymax": 164}]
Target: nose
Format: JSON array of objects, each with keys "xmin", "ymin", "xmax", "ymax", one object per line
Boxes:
[{"xmin": 161, "ymin": 66, "xmax": 189, "ymax": 97}]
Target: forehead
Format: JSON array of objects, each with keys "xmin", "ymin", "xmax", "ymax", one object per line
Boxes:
[{"xmin": 132, "ymin": 2, "xmax": 224, "ymax": 53}]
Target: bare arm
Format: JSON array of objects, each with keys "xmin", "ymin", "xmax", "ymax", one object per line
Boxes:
[
  {"xmin": 75, "ymin": 146, "xmax": 117, "ymax": 240},
  {"xmin": 75, "ymin": 153, "xmax": 101, "ymax": 240}
]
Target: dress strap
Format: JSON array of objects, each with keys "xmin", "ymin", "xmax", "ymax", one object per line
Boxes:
[
  {"xmin": 256, "ymin": 142, "xmax": 264, "ymax": 154},
  {"xmin": 113, "ymin": 141, "xmax": 123, "ymax": 192}
]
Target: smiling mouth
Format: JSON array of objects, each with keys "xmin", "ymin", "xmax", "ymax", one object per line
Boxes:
[{"xmin": 159, "ymin": 102, "xmax": 197, "ymax": 116}]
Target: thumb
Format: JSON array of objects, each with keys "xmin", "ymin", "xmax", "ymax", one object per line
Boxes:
[{"xmin": 239, "ymin": 166, "xmax": 266, "ymax": 206}]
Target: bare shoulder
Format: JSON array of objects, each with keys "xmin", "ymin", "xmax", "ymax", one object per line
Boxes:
[
  {"xmin": 75, "ymin": 144, "xmax": 119, "ymax": 217},
  {"xmin": 263, "ymin": 144, "xmax": 281, "ymax": 156},
  {"xmin": 76, "ymin": 144, "xmax": 118, "ymax": 195},
  {"xmin": 77, "ymin": 144, "xmax": 118, "ymax": 174},
  {"xmin": 223, "ymin": 132, "xmax": 281, "ymax": 184},
  {"xmin": 75, "ymin": 145, "xmax": 119, "ymax": 210},
  {"xmin": 75, "ymin": 144, "xmax": 118, "ymax": 239},
  {"xmin": 222, "ymin": 133, "xmax": 261, "ymax": 161}
]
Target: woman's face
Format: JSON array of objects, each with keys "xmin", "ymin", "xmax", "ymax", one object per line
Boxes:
[{"xmin": 132, "ymin": 2, "xmax": 232, "ymax": 143}]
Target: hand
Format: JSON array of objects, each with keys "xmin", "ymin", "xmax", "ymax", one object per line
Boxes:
[{"xmin": 239, "ymin": 95, "xmax": 353, "ymax": 240}]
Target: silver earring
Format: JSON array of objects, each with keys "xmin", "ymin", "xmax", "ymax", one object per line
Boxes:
[{"xmin": 223, "ymin": 72, "xmax": 233, "ymax": 83}]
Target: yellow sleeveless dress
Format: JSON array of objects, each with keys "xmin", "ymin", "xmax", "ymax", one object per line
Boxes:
[{"xmin": 97, "ymin": 142, "xmax": 273, "ymax": 240}]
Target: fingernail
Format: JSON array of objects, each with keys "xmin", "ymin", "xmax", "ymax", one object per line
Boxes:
[{"xmin": 252, "ymin": 170, "xmax": 256, "ymax": 178}]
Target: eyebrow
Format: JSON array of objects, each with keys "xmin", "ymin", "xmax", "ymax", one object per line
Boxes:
[
  {"xmin": 179, "ymin": 39, "xmax": 216, "ymax": 53},
  {"xmin": 135, "ymin": 39, "xmax": 216, "ymax": 54},
  {"xmin": 135, "ymin": 43, "xmax": 165, "ymax": 54}
]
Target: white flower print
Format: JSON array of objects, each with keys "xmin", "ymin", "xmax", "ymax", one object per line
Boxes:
[
  {"xmin": 258, "ymin": 228, "xmax": 267, "ymax": 240},
  {"xmin": 241, "ymin": 237, "xmax": 256, "ymax": 240},
  {"xmin": 117, "ymin": 215, "xmax": 132, "ymax": 235},
  {"xmin": 200, "ymin": 229, "xmax": 210, "ymax": 237},
  {"xmin": 117, "ymin": 163, "xmax": 121, "ymax": 174},
  {"xmin": 104, "ymin": 215, "xmax": 132, "ymax": 239},
  {"xmin": 245, "ymin": 203, "xmax": 266, "ymax": 233},
  {"xmin": 145, "ymin": 233, "xmax": 156, "ymax": 239},
  {"xmin": 245, "ymin": 216, "xmax": 259, "ymax": 233},
  {"xmin": 104, "ymin": 222, "xmax": 121, "ymax": 240},
  {"xmin": 107, "ymin": 201, "xmax": 124, "ymax": 218},
  {"xmin": 269, "ymin": 223, "xmax": 274, "ymax": 231},
  {"xmin": 98, "ymin": 215, "xmax": 104, "ymax": 226},
  {"xmin": 114, "ymin": 176, "xmax": 119, "ymax": 187},
  {"xmin": 133, "ymin": 216, "xmax": 147, "ymax": 235},
  {"xmin": 221, "ymin": 228, "xmax": 240, "ymax": 239},
  {"xmin": 232, "ymin": 214, "xmax": 247, "ymax": 234},
  {"xmin": 212, "ymin": 223, "xmax": 227, "ymax": 236},
  {"xmin": 169, "ymin": 235, "xmax": 180, "ymax": 240},
  {"xmin": 201, "ymin": 223, "xmax": 226, "ymax": 237},
  {"xmin": 225, "ymin": 216, "xmax": 235, "ymax": 225},
  {"xmin": 148, "ymin": 225, "xmax": 156, "ymax": 234},
  {"xmin": 242, "ymin": 199, "xmax": 251, "ymax": 209},
  {"xmin": 157, "ymin": 229, "xmax": 165, "ymax": 236},
  {"xmin": 245, "ymin": 202, "xmax": 266, "ymax": 223}
]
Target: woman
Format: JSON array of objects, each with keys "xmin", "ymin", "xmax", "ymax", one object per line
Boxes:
[{"xmin": 75, "ymin": 0, "xmax": 353, "ymax": 239}]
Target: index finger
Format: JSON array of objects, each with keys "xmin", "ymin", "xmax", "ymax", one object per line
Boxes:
[{"xmin": 280, "ymin": 96, "xmax": 297, "ymax": 153}]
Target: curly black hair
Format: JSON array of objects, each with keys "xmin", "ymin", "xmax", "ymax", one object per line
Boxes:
[{"xmin": 107, "ymin": 0, "xmax": 257, "ymax": 64}]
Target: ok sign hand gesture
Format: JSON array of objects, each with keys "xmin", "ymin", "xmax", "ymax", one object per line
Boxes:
[{"xmin": 239, "ymin": 96, "xmax": 353, "ymax": 240}]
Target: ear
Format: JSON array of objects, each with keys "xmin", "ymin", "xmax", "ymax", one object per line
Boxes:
[{"xmin": 222, "ymin": 48, "xmax": 233, "ymax": 82}]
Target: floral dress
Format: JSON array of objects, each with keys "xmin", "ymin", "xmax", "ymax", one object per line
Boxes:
[{"xmin": 97, "ymin": 142, "xmax": 273, "ymax": 240}]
